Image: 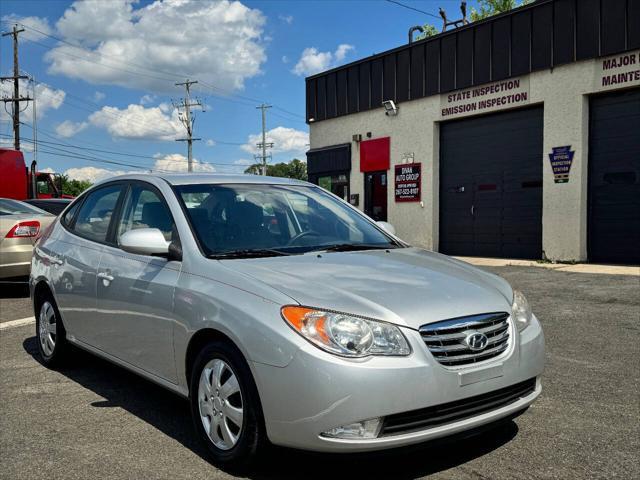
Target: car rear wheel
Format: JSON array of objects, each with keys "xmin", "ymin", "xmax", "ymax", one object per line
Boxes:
[
  {"xmin": 189, "ymin": 341, "xmax": 265, "ymax": 469},
  {"xmin": 36, "ymin": 295, "xmax": 69, "ymax": 366}
]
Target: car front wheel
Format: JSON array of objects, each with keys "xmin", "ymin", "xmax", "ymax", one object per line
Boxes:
[
  {"xmin": 189, "ymin": 341, "xmax": 265, "ymax": 468},
  {"xmin": 36, "ymin": 295, "xmax": 69, "ymax": 366}
]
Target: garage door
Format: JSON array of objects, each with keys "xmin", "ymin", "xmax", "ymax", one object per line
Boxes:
[
  {"xmin": 440, "ymin": 107, "xmax": 543, "ymax": 259},
  {"xmin": 588, "ymin": 89, "xmax": 640, "ymax": 264}
]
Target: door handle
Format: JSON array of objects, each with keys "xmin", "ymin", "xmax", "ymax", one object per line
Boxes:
[
  {"xmin": 51, "ymin": 258, "xmax": 64, "ymax": 266},
  {"xmin": 471, "ymin": 205, "xmax": 475, "ymax": 216},
  {"xmin": 97, "ymin": 272, "xmax": 115, "ymax": 284}
]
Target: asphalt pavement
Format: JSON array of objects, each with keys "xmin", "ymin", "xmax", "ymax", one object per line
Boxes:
[{"xmin": 1, "ymin": 266, "xmax": 639, "ymax": 479}]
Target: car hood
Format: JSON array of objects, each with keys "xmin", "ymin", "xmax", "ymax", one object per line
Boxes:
[{"xmin": 223, "ymin": 247, "xmax": 514, "ymax": 330}]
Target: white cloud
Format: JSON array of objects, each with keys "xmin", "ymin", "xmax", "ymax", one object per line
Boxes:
[
  {"xmin": 234, "ymin": 158, "xmax": 253, "ymax": 165},
  {"xmin": 279, "ymin": 14, "xmax": 293, "ymax": 24},
  {"xmin": 206, "ymin": 139, "xmax": 216, "ymax": 147},
  {"xmin": 0, "ymin": 79, "xmax": 65, "ymax": 122},
  {"xmin": 40, "ymin": 167, "xmax": 55, "ymax": 174},
  {"xmin": 45, "ymin": 0, "xmax": 267, "ymax": 93},
  {"xmin": 1, "ymin": 15, "xmax": 52, "ymax": 40},
  {"xmin": 241, "ymin": 126, "xmax": 309, "ymax": 155},
  {"xmin": 139, "ymin": 94, "xmax": 156, "ymax": 105},
  {"xmin": 63, "ymin": 153, "xmax": 214, "ymax": 182},
  {"xmin": 293, "ymin": 44, "xmax": 354, "ymax": 76},
  {"xmin": 88, "ymin": 103, "xmax": 182, "ymax": 141},
  {"xmin": 152, "ymin": 153, "xmax": 215, "ymax": 173},
  {"xmin": 334, "ymin": 44, "xmax": 353, "ymax": 62},
  {"xmin": 93, "ymin": 91, "xmax": 105, "ymax": 102},
  {"xmin": 55, "ymin": 120, "xmax": 88, "ymax": 138},
  {"xmin": 64, "ymin": 166, "xmax": 129, "ymax": 183},
  {"xmin": 281, "ymin": 55, "xmax": 289, "ymax": 64}
]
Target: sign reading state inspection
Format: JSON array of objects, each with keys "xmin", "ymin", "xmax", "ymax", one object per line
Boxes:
[
  {"xmin": 441, "ymin": 77, "xmax": 530, "ymax": 119},
  {"xmin": 395, "ymin": 163, "xmax": 421, "ymax": 202}
]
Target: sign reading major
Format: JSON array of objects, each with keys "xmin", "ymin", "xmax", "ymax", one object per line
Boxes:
[{"xmin": 395, "ymin": 163, "xmax": 421, "ymax": 202}]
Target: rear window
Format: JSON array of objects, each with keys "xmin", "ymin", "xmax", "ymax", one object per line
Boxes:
[{"xmin": 0, "ymin": 198, "xmax": 49, "ymax": 216}]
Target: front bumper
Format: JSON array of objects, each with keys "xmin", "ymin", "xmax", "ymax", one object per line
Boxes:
[{"xmin": 253, "ymin": 315, "xmax": 545, "ymax": 452}]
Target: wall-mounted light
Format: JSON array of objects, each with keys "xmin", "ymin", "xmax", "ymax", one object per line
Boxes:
[
  {"xmin": 382, "ymin": 100, "xmax": 398, "ymax": 116},
  {"xmin": 308, "ymin": 117, "xmax": 315, "ymax": 123},
  {"xmin": 352, "ymin": 134, "xmax": 362, "ymax": 143}
]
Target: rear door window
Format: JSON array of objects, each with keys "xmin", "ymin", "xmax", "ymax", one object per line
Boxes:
[{"xmin": 73, "ymin": 185, "xmax": 123, "ymax": 243}]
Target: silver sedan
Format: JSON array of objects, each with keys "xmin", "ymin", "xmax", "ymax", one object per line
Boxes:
[{"xmin": 30, "ymin": 174, "xmax": 545, "ymax": 467}]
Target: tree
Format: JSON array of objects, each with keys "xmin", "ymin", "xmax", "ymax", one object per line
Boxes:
[
  {"xmin": 415, "ymin": 24, "xmax": 439, "ymax": 41},
  {"xmin": 60, "ymin": 175, "xmax": 92, "ymax": 197},
  {"xmin": 470, "ymin": 0, "xmax": 532, "ymax": 22},
  {"xmin": 417, "ymin": 0, "xmax": 532, "ymax": 37},
  {"xmin": 244, "ymin": 158, "xmax": 307, "ymax": 181}
]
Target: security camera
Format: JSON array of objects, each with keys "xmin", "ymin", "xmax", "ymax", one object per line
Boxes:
[{"xmin": 382, "ymin": 100, "xmax": 398, "ymax": 116}]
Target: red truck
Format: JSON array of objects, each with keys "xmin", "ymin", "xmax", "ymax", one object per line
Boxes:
[{"xmin": 0, "ymin": 148, "xmax": 71, "ymax": 200}]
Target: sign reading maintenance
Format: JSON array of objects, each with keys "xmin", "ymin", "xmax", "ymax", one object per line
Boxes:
[
  {"xmin": 395, "ymin": 163, "xmax": 421, "ymax": 202},
  {"xmin": 441, "ymin": 77, "xmax": 529, "ymax": 119},
  {"xmin": 598, "ymin": 50, "xmax": 640, "ymax": 91},
  {"xmin": 548, "ymin": 146, "xmax": 575, "ymax": 184}
]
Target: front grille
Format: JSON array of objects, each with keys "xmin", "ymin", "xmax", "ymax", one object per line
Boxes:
[
  {"xmin": 420, "ymin": 312, "xmax": 511, "ymax": 366},
  {"xmin": 380, "ymin": 378, "xmax": 536, "ymax": 436}
]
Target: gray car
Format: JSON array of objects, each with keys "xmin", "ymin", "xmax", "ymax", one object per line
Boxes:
[{"xmin": 30, "ymin": 174, "xmax": 545, "ymax": 467}]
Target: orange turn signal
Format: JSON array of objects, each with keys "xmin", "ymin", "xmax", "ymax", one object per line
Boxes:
[{"xmin": 281, "ymin": 306, "xmax": 330, "ymax": 344}]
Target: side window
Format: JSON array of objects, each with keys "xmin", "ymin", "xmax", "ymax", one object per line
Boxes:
[
  {"xmin": 61, "ymin": 200, "xmax": 81, "ymax": 227},
  {"xmin": 117, "ymin": 185, "xmax": 175, "ymax": 243},
  {"xmin": 73, "ymin": 185, "xmax": 122, "ymax": 243}
]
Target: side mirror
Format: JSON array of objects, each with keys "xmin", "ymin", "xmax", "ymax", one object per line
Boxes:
[
  {"xmin": 119, "ymin": 228, "xmax": 169, "ymax": 256},
  {"xmin": 376, "ymin": 221, "xmax": 396, "ymax": 236}
]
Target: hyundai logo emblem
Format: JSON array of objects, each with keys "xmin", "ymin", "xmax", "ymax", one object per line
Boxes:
[{"xmin": 464, "ymin": 331, "xmax": 489, "ymax": 351}]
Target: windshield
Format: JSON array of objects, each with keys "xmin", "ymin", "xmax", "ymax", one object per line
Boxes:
[
  {"xmin": 0, "ymin": 198, "xmax": 49, "ymax": 216},
  {"xmin": 175, "ymin": 184, "xmax": 399, "ymax": 257}
]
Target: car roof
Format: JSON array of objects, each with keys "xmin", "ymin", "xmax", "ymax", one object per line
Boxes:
[{"xmin": 97, "ymin": 173, "xmax": 313, "ymax": 187}]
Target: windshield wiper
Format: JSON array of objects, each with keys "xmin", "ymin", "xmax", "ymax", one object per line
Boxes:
[
  {"xmin": 312, "ymin": 243, "xmax": 399, "ymax": 253},
  {"xmin": 208, "ymin": 248, "xmax": 293, "ymax": 259}
]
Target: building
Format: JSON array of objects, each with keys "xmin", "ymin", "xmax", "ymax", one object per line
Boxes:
[{"xmin": 305, "ymin": 0, "xmax": 640, "ymax": 264}]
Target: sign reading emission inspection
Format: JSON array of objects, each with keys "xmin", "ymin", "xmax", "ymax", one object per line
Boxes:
[
  {"xmin": 441, "ymin": 77, "xmax": 530, "ymax": 119},
  {"xmin": 395, "ymin": 163, "xmax": 421, "ymax": 202}
]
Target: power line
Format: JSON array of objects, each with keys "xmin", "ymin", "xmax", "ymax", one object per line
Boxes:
[
  {"xmin": 2, "ymin": 130, "xmax": 247, "ymax": 170},
  {"xmin": 385, "ymin": 0, "xmax": 441, "ymax": 19},
  {"xmin": 18, "ymin": 24, "xmax": 183, "ymax": 82},
  {"xmin": 21, "ymin": 34, "xmax": 177, "ymax": 84}
]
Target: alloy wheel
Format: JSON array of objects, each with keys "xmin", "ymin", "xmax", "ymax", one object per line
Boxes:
[
  {"xmin": 38, "ymin": 301, "xmax": 56, "ymax": 357},
  {"xmin": 198, "ymin": 358, "xmax": 244, "ymax": 450}
]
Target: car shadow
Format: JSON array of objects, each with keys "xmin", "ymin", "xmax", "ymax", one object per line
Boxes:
[{"xmin": 23, "ymin": 336, "xmax": 518, "ymax": 479}]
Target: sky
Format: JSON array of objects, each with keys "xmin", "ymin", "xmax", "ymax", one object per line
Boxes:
[{"xmin": 0, "ymin": 0, "xmax": 478, "ymax": 182}]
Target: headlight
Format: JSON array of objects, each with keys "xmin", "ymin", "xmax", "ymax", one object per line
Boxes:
[
  {"xmin": 281, "ymin": 306, "xmax": 411, "ymax": 357},
  {"xmin": 511, "ymin": 290, "xmax": 532, "ymax": 332}
]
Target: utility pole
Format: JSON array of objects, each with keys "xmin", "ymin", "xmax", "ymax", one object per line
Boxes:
[
  {"xmin": 256, "ymin": 103, "xmax": 272, "ymax": 175},
  {"xmin": 173, "ymin": 79, "xmax": 202, "ymax": 172},
  {"xmin": 1, "ymin": 25, "xmax": 32, "ymax": 151}
]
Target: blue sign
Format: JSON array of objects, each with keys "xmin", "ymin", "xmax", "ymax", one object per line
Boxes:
[{"xmin": 548, "ymin": 146, "xmax": 575, "ymax": 183}]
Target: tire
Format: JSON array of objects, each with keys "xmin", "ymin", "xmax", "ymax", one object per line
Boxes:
[
  {"xmin": 35, "ymin": 293, "xmax": 69, "ymax": 367},
  {"xmin": 189, "ymin": 341, "xmax": 266, "ymax": 469}
]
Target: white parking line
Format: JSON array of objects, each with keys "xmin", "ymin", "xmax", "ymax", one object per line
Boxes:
[{"xmin": 0, "ymin": 317, "xmax": 35, "ymax": 330}]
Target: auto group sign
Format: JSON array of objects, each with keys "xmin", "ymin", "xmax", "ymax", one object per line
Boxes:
[{"xmin": 395, "ymin": 163, "xmax": 421, "ymax": 202}]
